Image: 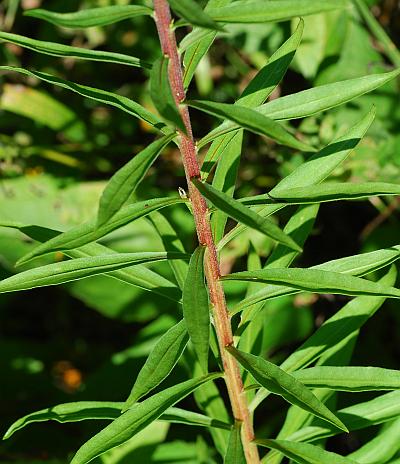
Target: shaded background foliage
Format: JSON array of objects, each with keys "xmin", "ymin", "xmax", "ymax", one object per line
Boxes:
[{"xmin": 0, "ymin": 0, "xmax": 399, "ymax": 462}]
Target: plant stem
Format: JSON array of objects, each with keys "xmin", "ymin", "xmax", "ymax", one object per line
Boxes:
[{"xmin": 153, "ymin": 1, "xmax": 260, "ymax": 462}]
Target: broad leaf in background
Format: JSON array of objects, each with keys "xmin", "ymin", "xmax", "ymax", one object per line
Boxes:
[
  {"xmin": 97, "ymin": 134, "xmax": 175, "ymax": 227},
  {"xmin": 150, "ymin": 56, "xmax": 186, "ymax": 133},
  {"xmin": 192, "ymin": 178, "xmax": 301, "ymax": 251},
  {"xmin": 70, "ymin": 373, "xmax": 221, "ymax": 464},
  {"xmin": 226, "ymin": 346, "xmax": 347, "ymax": 431},
  {"xmin": 257, "ymin": 439, "xmax": 358, "ymax": 464},
  {"xmin": 183, "ymin": 246, "xmax": 210, "ymax": 373},
  {"xmin": 0, "ymin": 32, "xmax": 151, "ymax": 68},
  {"xmin": 24, "ymin": 5, "xmax": 153, "ymax": 28},
  {"xmin": 0, "ymin": 252, "xmax": 187, "ymax": 293},
  {"xmin": 123, "ymin": 320, "xmax": 189, "ymax": 409},
  {"xmin": 169, "ymin": 0, "xmax": 222, "ymax": 31}
]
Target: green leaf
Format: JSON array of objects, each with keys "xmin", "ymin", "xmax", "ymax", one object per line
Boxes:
[
  {"xmin": 192, "ymin": 178, "xmax": 301, "ymax": 252},
  {"xmin": 149, "ymin": 211, "xmax": 189, "ymax": 290},
  {"xmin": 241, "ymin": 182, "xmax": 400, "ymax": 206},
  {"xmin": 259, "ymin": 68, "xmax": 400, "ymax": 120},
  {"xmin": 0, "ymin": 31, "xmax": 150, "ymax": 68},
  {"xmin": 24, "ymin": 5, "xmax": 153, "ymax": 28},
  {"xmin": 226, "ymin": 346, "xmax": 347, "ymax": 431},
  {"xmin": 251, "ymin": 267, "xmax": 397, "ymax": 413},
  {"xmin": 223, "ymin": 267, "xmax": 400, "ymax": 300},
  {"xmin": 286, "ymin": 390, "xmax": 400, "ymax": 444},
  {"xmin": 0, "ymin": 221, "xmax": 181, "ymax": 303},
  {"xmin": 188, "ymin": 100, "xmax": 313, "ymax": 152},
  {"xmin": 0, "ymin": 66, "xmax": 167, "ymax": 132},
  {"xmin": 97, "ymin": 135, "xmax": 176, "ymax": 227},
  {"xmin": 348, "ymin": 417, "xmax": 400, "ymax": 464},
  {"xmin": 232, "ymin": 245, "xmax": 400, "ymax": 317},
  {"xmin": 160, "ymin": 406, "xmax": 232, "ymax": 430},
  {"xmin": 168, "ymin": 0, "xmax": 222, "ymax": 31},
  {"xmin": 183, "ymin": 246, "xmax": 210, "ymax": 373},
  {"xmin": 18, "ymin": 197, "xmax": 185, "ymax": 265},
  {"xmin": 3, "ymin": 402, "xmax": 122, "ymax": 440},
  {"xmin": 0, "ymin": 252, "xmax": 187, "ymax": 293},
  {"xmin": 256, "ymin": 439, "xmax": 357, "ymax": 464},
  {"xmin": 293, "ymin": 366, "xmax": 400, "ymax": 392},
  {"xmin": 150, "ymin": 56, "xmax": 186, "ymax": 133},
  {"xmin": 70, "ymin": 373, "xmax": 221, "ymax": 464},
  {"xmin": 199, "ymin": 19, "xmax": 304, "ymax": 152},
  {"xmin": 224, "ymin": 422, "xmax": 246, "ymax": 464},
  {"xmin": 182, "ymin": 0, "xmax": 231, "ymax": 89},
  {"xmin": 207, "ymin": 0, "xmax": 348, "ymax": 23},
  {"xmin": 3, "ymin": 402, "xmax": 230, "ymax": 440},
  {"xmin": 123, "ymin": 320, "xmax": 189, "ymax": 409}
]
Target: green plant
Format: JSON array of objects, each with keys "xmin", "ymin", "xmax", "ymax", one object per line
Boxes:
[{"xmin": 1, "ymin": 0, "xmax": 400, "ymax": 463}]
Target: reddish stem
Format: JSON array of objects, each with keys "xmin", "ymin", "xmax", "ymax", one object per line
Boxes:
[{"xmin": 153, "ymin": 1, "xmax": 260, "ymax": 462}]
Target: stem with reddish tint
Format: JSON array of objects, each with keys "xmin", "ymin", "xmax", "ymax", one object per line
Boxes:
[{"xmin": 153, "ymin": 1, "xmax": 260, "ymax": 462}]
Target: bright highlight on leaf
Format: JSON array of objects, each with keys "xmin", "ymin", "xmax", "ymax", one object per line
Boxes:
[
  {"xmin": 24, "ymin": 5, "xmax": 153, "ymax": 28},
  {"xmin": 183, "ymin": 246, "xmax": 210, "ymax": 373},
  {"xmin": 192, "ymin": 178, "xmax": 302, "ymax": 252}
]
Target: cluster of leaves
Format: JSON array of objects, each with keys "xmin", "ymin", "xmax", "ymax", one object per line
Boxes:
[{"xmin": 1, "ymin": 0, "xmax": 400, "ymax": 463}]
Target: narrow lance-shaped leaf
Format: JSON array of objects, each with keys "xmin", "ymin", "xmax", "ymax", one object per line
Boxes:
[
  {"xmin": 223, "ymin": 267, "xmax": 400, "ymax": 300},
  {"xmin": 18, "ymin": 197, "xmax": 185, "ymax": 265},
  {"xmin": 347, "ymin": 417, "xmax": 400, "ymax": 464},
  {"xmin": 192, "ymin": 178, "xmax": 301, "ymax": 252},
  {"xmin": 97, "ymin": 134, "xmax": 175, "ymax": 227},
  {"xmin": 0, "ymin": 221, "xmax": 181, "ymax": 302},
  {"xmin": 256, "ymin": 439, "xmax": 358, "ymax": 464},
  {"xmin": 250, "ymin": 267, "xmax": 398, "ymax": 414},
  {"xmin": 0, "ymin": 31, "xmax": 150, "ymax": 68},
  {"xmin": 150, "ymin": 56, "xmax": 186, "ymax": 133},
  {"xmin": 0, "ymin": 252, "xmax": 188, "ymax": 294},
  {"xmin": 4, "ymin": 402, "xmax": 231, "ymax": 440},
  {"xmin": 70, "ymin": 373, "xmax": 222, "ymax": 464},
  {"xmin": 207, "ymin": 0, "xmax": 348, "ymax": 23},
  {"xmin": 259, "ymin": 68, "xmax": 400, "ymax": 121},
  {"xmin": 123, "ymin": 320, "xmax": 189, "ymax": 410},
  {"xmin": 0, "ymin": 66, "xmax": 168, "ymax": 132},
  {"xmin": 226, "ymin": 346, "xmax": 347, "ymax": 431},
  {"xmin": 218, "ymin": 108, "xmax": 375, "ymax": 250},
  {"xmin": 283, "ymin": 390, "xmax": 400, "ymax": 444},
  {"xmin": 241, "ymin": 182, "xmax": 400, "ymax": 206},
  {"xmin": 189, "ymin": 100, "xmax": 313, "ymax": 152},
  {"xmin": 169, "ymin": 0, "xmax": 222, "ymax": 31},
  {"xmin": 224, "ymin": 422, "xmax": 246, "ymax": 464},
  {"xmin": 24, "ymin": 5, "xmax": 153, "ymax": 28},
  {"xmin": 293, "ymin": 366, "xmax": 400, "ymax": 392},
  {"xmin": 183, "ymin": 246, "xmax": 210, "ymax": 373},
  {"xmin": 233, "ymin": 245, "xmax": 400, "ymax": 316}
]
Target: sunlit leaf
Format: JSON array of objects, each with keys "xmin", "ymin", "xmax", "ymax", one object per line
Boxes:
[
  {"xmin": 224, "ymin": 422, "xmax": 246, "ymax": 464},
  {"xmin": 169, "ymin": 0, "xmax": 222, "ymax": 31}
]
